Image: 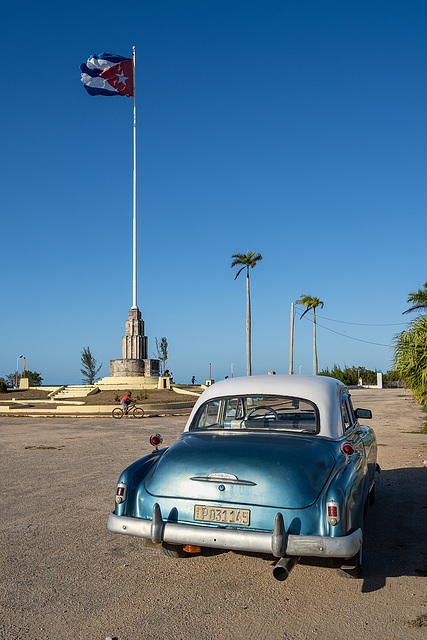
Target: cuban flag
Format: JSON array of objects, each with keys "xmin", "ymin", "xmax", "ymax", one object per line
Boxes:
[{"xmin": 81, "ymin": 53, "xmax": 133, "ymax": 97}]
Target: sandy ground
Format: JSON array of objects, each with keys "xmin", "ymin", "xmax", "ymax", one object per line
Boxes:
[{"xmin": 0, "ymin": 388, "xmax": 426, "ymax": 640}]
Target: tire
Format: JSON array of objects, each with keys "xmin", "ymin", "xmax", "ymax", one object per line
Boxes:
[
  {"xmin": 336, "ymin": 545, "xmax": 363, "ymax": 579},
  {"xmin": 132, "ymin": 407, "xmax": 144, "ymax": 419},
  {"xmin": 160, "ymin": 543, "xmax": 187, "ymax": 558},
  {"xmin": 112, "ymin": 407, "xmax": 123, "ymax": 419}
]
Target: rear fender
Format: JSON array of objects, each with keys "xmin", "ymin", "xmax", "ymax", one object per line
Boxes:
[
  {"xmin": 114, "ymin": 449, "xmax": 167, "ymax": 517},
  {"xmin": 322, "ymin": 457, "xmax": 368, "ymax": 535}
]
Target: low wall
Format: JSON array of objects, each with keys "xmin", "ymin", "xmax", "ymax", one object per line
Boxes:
[{"xmin": 97, "ymin": 375, "xmax": 161, "ymax": 390}]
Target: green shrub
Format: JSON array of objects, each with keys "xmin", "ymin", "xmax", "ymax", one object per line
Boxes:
[{"xmin": 0, "ymin": 379, "xmax": 7, "ymax": 393}]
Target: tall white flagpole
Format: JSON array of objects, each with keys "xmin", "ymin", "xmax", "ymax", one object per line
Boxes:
[{"xmin": 132, "ymin": 45, "xmax": 138, "ymax": 310}]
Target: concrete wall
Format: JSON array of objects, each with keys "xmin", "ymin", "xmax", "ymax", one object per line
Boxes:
[{"xmin": 110, "ymin": 358, "xmax": 160, "ymax": 378}]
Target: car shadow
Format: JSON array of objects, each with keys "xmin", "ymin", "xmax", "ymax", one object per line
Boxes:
[
  {"xmin": 294, "ymin": 467, "xmax": 427, "ymax": 591},
  {"xmin": 359, "ymin": 466, "xmax": 427, "ymax": 592},
  {"xmin": 204, "ymin": 467, "xmax": 427, "ymax": 592}
]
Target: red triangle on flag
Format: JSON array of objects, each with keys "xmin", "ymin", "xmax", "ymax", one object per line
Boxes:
[{"xmin": 101, "ymin": 59, "xmax": 133, "ymax": 96}]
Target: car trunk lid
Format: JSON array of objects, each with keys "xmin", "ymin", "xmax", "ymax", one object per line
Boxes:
[{"xmin": 144, "ymin": 432, "xmax": 336, "ymax": 509}]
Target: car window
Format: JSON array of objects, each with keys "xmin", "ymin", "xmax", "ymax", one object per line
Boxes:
[
  {"xmin": 341, "ymin": 395, "xmax": 356, "ymax": 431},
  {"xmin": 341, "ymin": 398, "xmax": 351, "ymax": 430},
  {"xmin": 347, "ymin": 396, "xmax": 356, "ymax": 425},
  {"xmin": 196, "ymin": 400, "xmax": 221, "ymax": 429},
  {"xmin": 190, "ymin": 395, "xmax": 319, "ymax": 433}
]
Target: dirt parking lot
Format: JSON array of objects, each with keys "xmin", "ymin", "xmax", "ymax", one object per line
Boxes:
[{"xmin": 1, "ymin": 388, "xmax": 426, "ymax": 640}]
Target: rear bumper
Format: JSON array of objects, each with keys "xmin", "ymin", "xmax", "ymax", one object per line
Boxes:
[{"xmin": 107, "ymin": 505, "xmax": 362, "ymax": 559}]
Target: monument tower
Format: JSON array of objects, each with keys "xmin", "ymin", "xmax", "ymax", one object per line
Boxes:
[
  {"xmin": 109, "ymin": 47, "xmax": 160, "ymax": 382},
  {"xmin": 109, "ymin": 308, "xmax": 159, "ymax": 378}
]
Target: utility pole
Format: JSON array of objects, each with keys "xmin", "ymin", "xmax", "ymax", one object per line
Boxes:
[{"xmin": 289, "ymin": 303, "xmax": 294, "ymax": 374}]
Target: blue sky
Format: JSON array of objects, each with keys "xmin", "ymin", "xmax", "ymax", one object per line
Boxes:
[{"xmin": 1, "ymin": 1, "xmax": 426, "ymax": 385}]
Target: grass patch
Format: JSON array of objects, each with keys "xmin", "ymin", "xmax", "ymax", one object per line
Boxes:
[
  {"xmin": 0, "ymin": 389, "xmax": 52, "ymax": 400},
  {"xmin": 82, "ymin": 389, "xmax": 200, "ymax": 406},
  {"xmin": 421, "ymin": 406, "xmax": 427, "ymax": 434},
  {"xmin": 408, "ymin": 614, "xmax": 427, "ymax": 628}
]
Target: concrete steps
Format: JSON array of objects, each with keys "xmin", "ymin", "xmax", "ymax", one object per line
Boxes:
[{"xmin": 51, "ymin": 385, "xmax": 99, "ymax": 399}]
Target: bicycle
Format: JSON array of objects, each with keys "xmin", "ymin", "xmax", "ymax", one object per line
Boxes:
[{"xmin": 112, "ymin": 403, "xmax": 144, "ymax": 419}]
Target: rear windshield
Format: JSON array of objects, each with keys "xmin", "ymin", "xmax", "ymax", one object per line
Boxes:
[{"xmin": 190, "ymin": 395, "xmax": 319, "ymax": 433}]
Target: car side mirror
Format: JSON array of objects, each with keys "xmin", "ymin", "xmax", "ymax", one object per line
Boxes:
[{"xmin": 355, "ymin": 408, "xmax": 372, "ymax": 419}]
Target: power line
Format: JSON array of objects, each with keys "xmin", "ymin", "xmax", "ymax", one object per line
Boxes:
[
  {"xmin": 314, "ymin": 321, "xmax": 391, "ymax": 347},
  {"xmin": 295, "ymin": 310, "xmax": 392, "ymax": 347},
  {"xmin": 295, "ymin": 309, "xmax": 406, "ymax": 327}
]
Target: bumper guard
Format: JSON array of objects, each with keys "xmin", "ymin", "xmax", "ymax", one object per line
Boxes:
[{"xmin": 107, "ymin": 505, "xmax": 362, "ymax": 559}]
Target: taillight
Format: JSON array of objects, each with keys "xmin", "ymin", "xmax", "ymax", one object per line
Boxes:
[
  {"xmin": 341, "ymin": 443, "xmax": 354, "ymax": 456},
  {"xmin": 115, "ymin": 482, "xmax": 127, "ymax": 504},
  {"xmin": 327, "ymin": 500, "xmax": 340, "ymax": 525}
]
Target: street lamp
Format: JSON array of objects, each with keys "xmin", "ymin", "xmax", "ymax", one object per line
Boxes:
[
  {"xmin": 16, "ymin": 355, "xmax": 23, "ymax": 387},
  {"xmin": 299, "ymin": 365, "xmax": 303, "ymax": 375},
  {"xmin": 231, "ymin": 362, "xmax": 235, "ymax": 378}
]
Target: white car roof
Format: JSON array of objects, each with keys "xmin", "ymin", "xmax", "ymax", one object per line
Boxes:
[{"xmin": 184, "ymin": 375, "xmax": 347, "ymax": 439}]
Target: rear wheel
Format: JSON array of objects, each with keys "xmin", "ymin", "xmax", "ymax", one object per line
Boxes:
[
  {"xmin": 336, "ymin": 545, "xmax": 363, "ymax": 579},
  {"xmin": 132, "ymin": 407, "xmax": 144, "ymax": 418},
  {"xmin": 112, "ymin": 407, "xmax": 123, "ymax": 419},
  {"xmin": 160, "ymin": 542, "xmax": 187, "ymax": 558}
]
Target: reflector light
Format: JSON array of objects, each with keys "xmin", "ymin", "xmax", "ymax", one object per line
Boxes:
[
  {"xmin": 117, "ymin": 487, "xmax": 125, "ymax": 496},
  {"xmin": 328, "ymin": 505, "xmax": 338, "ymax": 517},
  {"xmin": 150, "ymin": 434, "xmax": 163, "ymax": 447},
  {"xmin": 341, "ymin": 443, "xmax": 354, "ymax": 456},
  {"xmin": 183, "ymin": 545, "xmax": 201, "ymax": 553}
]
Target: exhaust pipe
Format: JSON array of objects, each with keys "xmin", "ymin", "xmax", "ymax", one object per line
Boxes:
[{"xmin": 273, "ymin": 556, "xmax": 299, "ymax": 581}]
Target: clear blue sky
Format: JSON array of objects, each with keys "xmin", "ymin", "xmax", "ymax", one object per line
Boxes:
[{"xmin": 2, "ymin": 1, "xmax": 426, "ymax": 385}]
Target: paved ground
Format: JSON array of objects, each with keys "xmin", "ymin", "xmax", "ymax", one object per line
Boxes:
[{"xmin": 0, "ymin": 388, "xmax": 426, "ymax": 640}]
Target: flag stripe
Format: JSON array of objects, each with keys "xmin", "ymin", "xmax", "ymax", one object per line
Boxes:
[
  {"xmin": 80, "ymin": 64, "xmax": 102, "ymax": 78},
  {"xmin": 81, "ymin": 74, "xmax": 118, "ymax": 94}
]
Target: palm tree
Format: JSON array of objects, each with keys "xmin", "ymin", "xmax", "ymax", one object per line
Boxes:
[
  {"xmin": 296, "ymin": 295, "xmax": 324, "ymax": 375},
  {"xmin": 394, "ymin": 315, "xmax": 427, "ymax": 404},
  {"xmin": 231, "ymin": 251, "xmax": 263, "ymax": 376},
  {"xmin": 402, "ymin": 282, "xmax": 427, "ymax": 315}
]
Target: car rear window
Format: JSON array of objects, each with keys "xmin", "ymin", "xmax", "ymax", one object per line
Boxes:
[{"xmin": 190, "ymin": 395, "xmax": 319, "ymax": 433}]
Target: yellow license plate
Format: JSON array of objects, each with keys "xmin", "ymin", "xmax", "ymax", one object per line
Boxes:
[{"xmin": 194, "ymin": 505, "xmax": 250, "ymax": 526}]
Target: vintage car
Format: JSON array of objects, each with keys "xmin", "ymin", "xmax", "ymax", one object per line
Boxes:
[{"xmin": 107, "ymin": 375, "xmax": 377, "ymax": 580}]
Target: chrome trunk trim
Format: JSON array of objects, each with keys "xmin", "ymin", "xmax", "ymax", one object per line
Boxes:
[{"xmin": 190, "ymin": 476, "xmax": 256, "ymax": 486}]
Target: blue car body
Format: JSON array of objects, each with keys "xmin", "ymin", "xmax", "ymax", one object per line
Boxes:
[{"xmin": 108, "ymin": 375, "xmax": 377, "ymax": 579}]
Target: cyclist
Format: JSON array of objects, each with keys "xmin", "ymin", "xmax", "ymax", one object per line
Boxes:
[{"xmin": 121, "ymin": 391, "xmax": 132, "ymax": 416}]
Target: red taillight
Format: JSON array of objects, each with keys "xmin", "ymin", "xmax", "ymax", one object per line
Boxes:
[
  {"xmin": 341, "ymin": 443, "xmax": 354, "ymax": 456},
  {"xmin": 115, "ymin": 483, "xmax": 127, "ymax": 504},
  {"xmin": 150, "ymin": 433, "xmax": 163, "ymax": 448},
  {"xmin": 326, "ymin": 500, "xmax": 340, "ymax": 525}
]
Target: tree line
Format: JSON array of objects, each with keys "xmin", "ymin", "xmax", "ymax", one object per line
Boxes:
[{"xmin": 393, "ymin": 282, "xmax": 427, "ymax": 404}]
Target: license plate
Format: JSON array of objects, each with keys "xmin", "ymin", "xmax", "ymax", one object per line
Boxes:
[{"xmin": 194, "ymin": 505, "xmax": 250, "ymax": 526}]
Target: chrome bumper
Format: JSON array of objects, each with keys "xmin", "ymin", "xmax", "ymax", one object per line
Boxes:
[{"xmin": 107, "ymin": 505, "xmax": 362, "ymax": 559}]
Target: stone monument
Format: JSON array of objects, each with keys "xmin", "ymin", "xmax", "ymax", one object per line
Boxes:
[{"xmin": 97, "ymin": 307, "xmax": 160, "ymax": 390}]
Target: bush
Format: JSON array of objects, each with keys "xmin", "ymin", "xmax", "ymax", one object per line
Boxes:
[{"xmin": 0, "ymin": 378, "xmax": 7, "ymax": 393}]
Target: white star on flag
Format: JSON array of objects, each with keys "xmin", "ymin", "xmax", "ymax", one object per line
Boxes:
[{"xmin": 116, "ymin": 70, "xmax": 128, "ymax": 85}]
